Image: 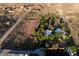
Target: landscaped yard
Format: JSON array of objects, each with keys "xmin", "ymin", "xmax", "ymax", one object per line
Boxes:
[{"xmin": 32, "ymin": 14, "xmax": 76, "ymax": 50}]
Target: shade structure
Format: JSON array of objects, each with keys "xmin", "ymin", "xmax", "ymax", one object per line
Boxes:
[
  {"xmin": 45, "ymin": 30, "xmax": 52, "ymax": 36},
  {"xmin": 55, "ymin": 28, "xmax": 62, "ymax": 33}
]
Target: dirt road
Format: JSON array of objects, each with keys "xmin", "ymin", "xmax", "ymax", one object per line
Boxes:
[{"xmin": 0, "ymin": 8, "xmax": 32, "ymax": 47}]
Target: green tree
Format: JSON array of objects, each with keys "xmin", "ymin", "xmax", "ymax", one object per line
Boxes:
[
  {"xmin": 49, "ymin": 35, "xmax": 55, "ymax": 40},
  {"xmin": 51, "ymin": 16, "xmax": 56, "ymax": 25},
  {"xmin": 68, "ymin": 46, "xmax": 77, "ymax": 52},
  {"xmin": 60, "ymin": 23, "xmax": 65, "ymax": 28},
  {"xmin": 40, "ymin": 15, "xmax": 46, "ymax": 23}
]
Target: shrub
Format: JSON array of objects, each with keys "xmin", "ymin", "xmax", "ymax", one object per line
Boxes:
[
  {"xmin": 68, "ymin": 46, "xmax": 77, "ymax": 52},
  {"xmin": 60, "ymin": 23, "xmax": 65, "ymax": 28},
  {"xmin": 50, "ymin": 16, "xmax": 56, "ymax": 25},
  {"xmin": 49, "ymin": 35, "xmax": 55, "ymax": 40},
  {"xmin": 54, "ymin": 33, "xmax": 59, "ymax": 39},
  {"xmin": 41, "ymin": 36, "xmax": 46, "ymax": 41},
  {"xmin": 40, "ymin": 15, "xmax": 46, "ymax": 23}
]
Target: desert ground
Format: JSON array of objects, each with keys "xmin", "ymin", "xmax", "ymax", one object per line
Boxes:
[{"xmin": 0, "ymin": 4, "xmax": 79, "ymax": 55}]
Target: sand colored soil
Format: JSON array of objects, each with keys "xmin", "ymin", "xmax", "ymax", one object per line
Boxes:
[{"xmin": 22, "ymin": 20, "xmax": 39, "ymax": 37}]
